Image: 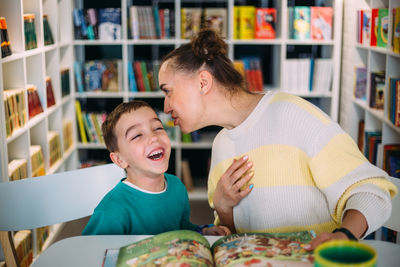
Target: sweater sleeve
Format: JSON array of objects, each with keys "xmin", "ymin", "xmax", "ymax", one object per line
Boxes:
[
  {"xmin": 309, "ymin": 122, "xmax": 398, "ymax": 230},
  {"xmin": 344, "ymin": 184, "xmax": 392, "ymax": 238}
]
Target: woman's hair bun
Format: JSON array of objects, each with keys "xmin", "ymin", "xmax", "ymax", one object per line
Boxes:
[{"xmin": 191, "ymin": 29, "xmax": 227, "ymax": 61}]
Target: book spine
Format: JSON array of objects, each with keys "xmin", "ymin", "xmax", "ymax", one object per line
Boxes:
[{"xmin": 75, "ymin": 100, "xmax": 88, "ymax": 143}]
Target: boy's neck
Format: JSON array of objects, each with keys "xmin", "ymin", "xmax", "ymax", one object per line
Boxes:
[{"xmin": 125, "ymin": 173, "xmax": 166, "ymax": 192}]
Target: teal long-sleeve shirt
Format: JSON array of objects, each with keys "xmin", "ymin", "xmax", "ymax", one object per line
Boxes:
[{"xmin": 82, "ymin": 173, "xmax": 198, "ymax": 235}]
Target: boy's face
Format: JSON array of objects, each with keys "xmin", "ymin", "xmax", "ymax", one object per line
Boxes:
[{"xmin": 111, "ymin": 107, "xmax": 171, "ymax": 178}]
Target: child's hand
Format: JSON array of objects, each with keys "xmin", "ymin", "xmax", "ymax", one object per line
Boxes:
[{"xmin": 202, "ymin": 225, "xmax": 231, "ymax": 236}]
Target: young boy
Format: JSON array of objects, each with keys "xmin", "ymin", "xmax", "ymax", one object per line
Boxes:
[{"xmin": 82, "ymin": 100, "xmax": 230, "ymax": 236}]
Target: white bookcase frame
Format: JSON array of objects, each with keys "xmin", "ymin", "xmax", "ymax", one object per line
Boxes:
[{"xmin": 340, "ymin": 0, "xmax": 400, "ymax": 162}]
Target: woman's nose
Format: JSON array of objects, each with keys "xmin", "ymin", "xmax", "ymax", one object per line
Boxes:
[{"xmin": 164, "ymin": 98, "xmax": 171, "ymax": 113}]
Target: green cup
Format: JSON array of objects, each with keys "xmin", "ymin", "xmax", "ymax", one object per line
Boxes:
[{"xmin": 314, "ymin": 240, "xmax": 377, "ymax": 267}]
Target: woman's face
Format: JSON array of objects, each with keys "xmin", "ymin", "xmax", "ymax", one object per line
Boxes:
[{"xmin": 158, "ymin": 62, "xmax": 204, "ymax": 133}]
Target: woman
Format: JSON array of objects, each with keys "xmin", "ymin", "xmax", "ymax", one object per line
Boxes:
[{"xmin": 158, "ymin": 29, "xmax": 397, "ymax": 250}]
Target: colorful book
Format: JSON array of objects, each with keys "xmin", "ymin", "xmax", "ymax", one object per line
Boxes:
[
  {"xmin": 204, "ymin": 8, "xmax": 227, "ymax": 38},
  {"xmin": 75, "ymin": 100, "xmax": 87, "ymax": 143},
  {"xmin": 362, "ymin": 10, "xmax": 371, "ymax": 45},
  {"xmin": 369, "ymin": 71, "xmax": 385, "ymax": 109},
  {"xmin": 140, "ymin": 61, "xmax": 151, "ymax": 92},
  {"xmin": 293, "ymin": 7, "xmax": 311, "ymax": 40},
  {"xmin": 98, "ymin": 8, "xmax": 121, "ymax": 40},
  {"xmin": 393, "ymin": 8, "xmax": 400, "ymax": 53},
  {"xmin": 370, "ymin": 8, "xmax": 379, "ymax": 46},
  {"xmin": 255, "ymin": 8, "xmax": 276, "ymax": 39},
  {"xmin": 377, "ymin": 8, "xmax": 389, "ymax": 48},
  {"xmin": 181, "ymin": 8, "xmax": 202, "ymax": 39},
  {"xmin": 237, "ymin": 6, "xmax": 256, "ymax": 39},
  {"xmin": 74, "ymin": 61, "xmax": 85, "ymax": 93},
  {"xmin": 0, "ymin": 17, "xmax": 12, "ymax": 57},
  {"xmin": 111, "ymin": 230, "xmax": 316, "ymax": 267},
  {"xmin": 383, "ymin": 144, "xmax": 400, "ymax": 178},
  {"xmin": 310, "ymin": 7, "xmax": 332, "ymax": 40},
  {"xmin": 127, "ymin": 62, "xmax": 138, "ymax": 92},
  {"xmin": 60, "ymin": 68, "xmax": 70, "ymax": 97},
  {"xmin": 45, "ymin": 76, "xmax": 56, "ymax": 107},
  {"xmin": 43, "ymin": 14, "xmax": 54, "ymax": 45},
  {"xmin": 354, "ymin": 66, "xmax": 367, "ymax": 100}
]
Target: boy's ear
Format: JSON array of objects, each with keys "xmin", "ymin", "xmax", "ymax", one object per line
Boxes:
[
  {"xmin": 198, "ymin": 70, "xmax": 213, "ymax": 95},
  {"xmin": 110, "ymin": 152, "xmax": 128, "ymax": 169}
]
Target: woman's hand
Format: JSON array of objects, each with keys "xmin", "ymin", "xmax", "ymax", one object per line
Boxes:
[
  {"xmin": 213, "ymin": 155, "xmax": 254, "ymax": 232},
  {"xmin": 304, "ymin": 232, "xmax": 349, "ymax": 251},
  {"xmin": 202, "ymin": 225, "xmax": 232, "ymax": 236}
]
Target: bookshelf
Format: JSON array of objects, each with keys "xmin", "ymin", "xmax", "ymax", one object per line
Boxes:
[
  {"xmin": 72, "ymin": 0, "xmax": 343, "ymax": 194},
  {"xmin": 0, "ymin": 0, "xmax": 78, "ymax": 263},
  {"xmin": 340, "ymin": 0, "xmax": 400, "ymax": 168}
]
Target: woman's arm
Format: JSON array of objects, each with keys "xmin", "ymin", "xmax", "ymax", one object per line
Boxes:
[
  {"xmin": 305, "ymin": 209, "xmax": 368, "ymax": 250},
  {"xmin": 212, "ymin": 156, "xmax": 254, "ymax": 232}
]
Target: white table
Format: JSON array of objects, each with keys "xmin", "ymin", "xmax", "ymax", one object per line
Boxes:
[{"xmin": 31, "ymin": 235, "xmax": 400, "ymax": 267}]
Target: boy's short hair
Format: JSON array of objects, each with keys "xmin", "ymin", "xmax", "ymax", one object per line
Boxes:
[{"xmin": 102, "ymin": 100, "xmax": 154, "ymax": 152}]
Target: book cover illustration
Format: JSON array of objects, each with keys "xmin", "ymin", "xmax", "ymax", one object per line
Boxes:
[
  {"xmin": 114, "ymin": 230, "xmax": 315, "ymax": 267},
  {"xmin": 377, "ymin": 8, "xmax": 389, "ymax": 48},
  {"xmin": 116, "ymin": 230, "xmax": 213, "ymax": 267},
  {"xmin": 310, "ymin": 7, "xmax": 332, "ymax": 40},
  {"xmin": 293, "ymin": 7, "xmax": 310, "ymax": 40},
  {"xmin": 237, "ymin": 6, "xmax": 256, "ymax": 39},
  {"xmin": 383, "ymin": 144, "xmax": 400, "ymax": 178},
  {"xmin": 98, "ymin": 8, "xmax": 121, "ymax": 40},
  {"xmin": 255, "ymin": 8, "xmax": 276, "ymax": 39},
  {"xmin": 181, "ymin": 8, "xmax": 202, "ymax": 39},
  {"xmin": 204, "ymin": 8, "xmax": 227, "ymax": 38},
  {"xmin": 370, "ymin": 9, "xmax": 379, "ymax": 46},
  {"xmin": 354, "ymin": 66, "xmax": 367, "ymax": 100},
  {"xmin": 362, "ymin": 10, "xmax": 371, "ymax": 45},
  {"xmin": 211, "ymin": 231, "xmax": 315, "ymax": 267}
]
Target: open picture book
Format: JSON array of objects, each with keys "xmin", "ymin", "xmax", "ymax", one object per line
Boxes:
[{"xmin": 103, "ymin": 229, "xmax": 316, "ymax": 267}]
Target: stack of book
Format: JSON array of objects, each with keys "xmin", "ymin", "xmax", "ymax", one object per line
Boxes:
[
  {"xmin": 30, "ymin": 145, "xmax": 45, "ymax": 177},
  {"xmin": 48, "ymin": 131, "xmax": 62, "ymax": 167},
  {"xmin": 63, "ymin": 119, "xmax": 73, "ymax": 152},
  {"xmin": 27, "ymin": 85, "xmax": 43, "ymax": 119},
  {"xmin": 23, "ymin": 14, "xmax": 37, "ymax": 50},
  {"xmin": 129, "ymin": 6, "xmax": 175, "ymax": 39},
  {"xmin": 3, "ymin": 88, "xmax": 27, "ymax": 137},
  {"xmin": 129, "ymin": 60, "xmax": 160, "ymax": 92},
  {"xmin": 0, "ymin": 17, "xmax": 12, "ymax": 57},
  {"xmin": 43, "ymin": 14, "xmax": 54, "ymax": 45},
  {"xmin": 36, "ymin": 226, "xmax": 50, "ymax": 253},
  {"xmin": 73, "ymin": 8, "xmax": 121, "ymax": 40},
  {"xmin": 45, "ymin": 76, "xmax": 56, "ymax": 107},
  {"xmin": 288, "ymin": 6, "xmax": 333, "ymax": 40},
  {"xmin": 14, "ymin": 230, "xmax": 33, "ymax": 267},
  {"xmin": 8, "ymin": 159, "xmax": 28, "ymax": 181},
  {"xmin": 233, "ymin": 57, "xmax": 264, "ymax": 92},
  {"xmin": 281, "ymin": 58, "xmax": 333, "ymax": 94},
  {"xmin": 234, "ymin": 6, "xmax": 277, "ymax": 39}
]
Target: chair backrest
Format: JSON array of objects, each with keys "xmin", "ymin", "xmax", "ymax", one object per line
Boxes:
[
  {"xmin": 384, "ymin": 176, "xmax": 400, "ymax": 233},
  {"xmin": 0, "ymin": 163, "xmax": 125, "ymax": 267}
]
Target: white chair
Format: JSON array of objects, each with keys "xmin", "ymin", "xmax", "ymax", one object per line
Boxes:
[
  {"xmin": 383, "ymin": 176, "xmax": 400, "ymax": 243},
  {"xmin": 0, "ymin": 163, "xmax": 125, "ymax": 267}
]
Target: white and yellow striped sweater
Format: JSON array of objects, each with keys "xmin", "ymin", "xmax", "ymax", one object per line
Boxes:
[{"xmin": 208, "ymin": 91, "xmax": 397, "ymax": 237}]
